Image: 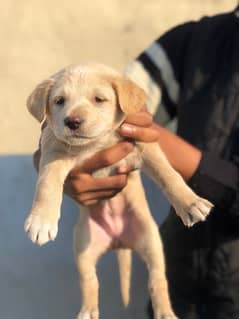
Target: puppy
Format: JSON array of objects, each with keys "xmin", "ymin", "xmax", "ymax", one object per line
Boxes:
[{"xmin": 25, "ymin": 63, "xmax": 213, "ymax": 319}]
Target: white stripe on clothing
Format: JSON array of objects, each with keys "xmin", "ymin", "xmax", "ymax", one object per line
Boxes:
[
  {"xmin": 146, "ymin": 42, "xmax": 180, "ymax": 103},
  {"xmin": 124, "ymin": 60, "xmax": 161, "ymax": 116}
]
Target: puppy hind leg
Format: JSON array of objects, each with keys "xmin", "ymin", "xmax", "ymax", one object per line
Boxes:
[
  {"xmin": 74, "ymin": 213, "xmax": 112, "ymax": 319},
  {"xmin": 74, "ymin": 235, "xmax": 99, "ymax": 319},
  {"xmin": 117, "ymin": 248, "xmax": 132, "ymax": 307},
  {"xmin": 122, "ymin": 173, "xmax": 177, "ymax": 318},
  {"xmin": 135, "ymin": 224, "xmax": 177, "ymax": 319}
]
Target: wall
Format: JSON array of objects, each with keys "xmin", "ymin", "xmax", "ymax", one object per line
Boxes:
[{"xmin": 0, "ymin": 0, "xmax": 236, "ymax": 153}]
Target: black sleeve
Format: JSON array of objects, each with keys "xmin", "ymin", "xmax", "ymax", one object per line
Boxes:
[
  {"xmin": 188, "ymin": 152, "xmax": 239, "ymax": 216},
  {"xmin": 136, "ymin": 21, "xmax": 196, "ymax": 120}
]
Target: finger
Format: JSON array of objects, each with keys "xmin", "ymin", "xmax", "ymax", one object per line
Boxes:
[
  {"xmin": 117, "ymin": 164, "xmax": 134, "ymax": 174},
  {"xmin": 76, "ymin": 189, "xmax": 121, "ymax": 206},
  {"xmin": 78, "ymin": 189, "xmax": 120, "ymax": 202},
  {"xmin": 119, "ymin": 124, "xmax": 159, "ymax": 142},
  {"xmin": 82, "ymin": 199, "xmax": 100, "ymax": 206},
  {"xmin": 124, "ymin": 111, "xmax": 152, "ymax": 127},
  {"xmin": 66, "ymin": 174, "xmax": 128, "ymax": 193},
  {"xmin": 72, "ymin": 142, "xmax": 134, "ymax": 174}
]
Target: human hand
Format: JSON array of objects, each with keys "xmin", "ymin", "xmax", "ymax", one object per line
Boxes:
[
  {"xmin": 64, "ymin": 142, "xmax": 134, "ymax": 206},
  {"xmin": 120, "ymin": 111, "xmax": 159, "ymax": 142}
]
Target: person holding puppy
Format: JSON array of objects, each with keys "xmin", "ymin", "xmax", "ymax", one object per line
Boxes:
[{"xmin": 35, "ymin": 5, "xmax": 239, "ymax": 319}]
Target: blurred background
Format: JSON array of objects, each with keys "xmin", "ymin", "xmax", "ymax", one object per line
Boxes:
[
  {"xmin": 0, "ymin": 0, "xmax": 236, "ymax": 153},
  {"xmin": 0, "ymin": 1, "xmax": 237, "ymax": 318}
]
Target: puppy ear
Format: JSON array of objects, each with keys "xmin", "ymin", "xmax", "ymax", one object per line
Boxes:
[
  {"xmin": 112, "ymin": 76, "xmax": 146, "ymax": 114},
  {"xmin": 27, "ymin": 79, "xmax": 54, "ymax": 122}
]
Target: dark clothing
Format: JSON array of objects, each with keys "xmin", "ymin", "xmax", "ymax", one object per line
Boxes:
[
  {"xmin": 127, "ymin": 6, "xmax": 239, "ymax": 319},
  {"xmin": 138, "ymin": 9, "xmax": 239, "ymax": 165},
  {"xmin": 159, "ymin": 153, "xmax": 239, "ymax": 319},
  {"xmin": 160, "ymin": 212, "xmax": 239, "ymax": 319}
]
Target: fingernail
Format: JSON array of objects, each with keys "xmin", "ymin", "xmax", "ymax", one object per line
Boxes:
[
  {"xmin": 121, "ymin": 124, "xmax": 135, "ymax": 135},
  {"xmin": 117, "ymin": 165, "xmax": 128, "ymax": 173}
]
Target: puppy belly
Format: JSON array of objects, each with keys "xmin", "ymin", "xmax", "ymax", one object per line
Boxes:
[{"xmin": 88, "ymin": 194, "xmax": 142, "ymax": 249}]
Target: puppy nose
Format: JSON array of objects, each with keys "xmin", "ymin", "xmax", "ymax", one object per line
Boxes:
[{"xmin": 64, "ymin": 116, "xmax": 83, "ymax": 130}]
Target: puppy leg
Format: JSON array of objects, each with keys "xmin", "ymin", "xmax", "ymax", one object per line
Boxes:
[
  {"xmin": 25, "ymin": 156, "xmax": 73, "ymax": 245},
  {"xmin": 122, "ymin": 173, "xmax": 177, "ymax": 319},
  {"xmin": 135, "ymin": 223, "xmax": 177, "ymax": 319},
  {"xmin": 74, "ymin": 207, "xmax": 112, "ymax": 319},
  {"xmin": 140, "ymin": 142, "xmax": 213, "ymax": 227}
]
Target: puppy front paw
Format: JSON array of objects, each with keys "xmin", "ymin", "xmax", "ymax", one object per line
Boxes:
[
  {"xmin": 24, "ymin": 213, "xmax": 59, "ymax": 245},
  {"xmin": 176, "ymin": 197, "xmax": 214, "ymax": 227}
]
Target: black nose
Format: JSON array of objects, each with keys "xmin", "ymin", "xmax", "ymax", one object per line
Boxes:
[{"xmin": 64, "ymin": 116, "xmax": 83, "ymax": 130}]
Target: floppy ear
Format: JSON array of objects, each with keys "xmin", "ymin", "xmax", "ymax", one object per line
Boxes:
[
  {"xmin": 27, "ymin": 79, "xmax": 54, "ymax": 122},
  {"xmin": 112, "ymin": 76, "xmax": 146, "ymax": 114}
]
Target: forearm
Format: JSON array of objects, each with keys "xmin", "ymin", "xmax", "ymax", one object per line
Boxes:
[{"xmin": 154, "ymin": 124, "xmax": 202, "ymax": 181}]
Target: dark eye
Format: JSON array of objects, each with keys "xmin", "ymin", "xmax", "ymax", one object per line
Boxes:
[
  {"xmin": 95, "ymin": 96, "xmax": 106, "ymax": 103},
  {"xmin": 54, "ymin": 96, "xmax": 65, "ymax": 105}
]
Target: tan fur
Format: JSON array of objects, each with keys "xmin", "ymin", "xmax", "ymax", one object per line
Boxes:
[
  {"xmin": 112, "ymin": 76, "xmax": 146, "ymax": 114},
  {"xmin": 117, "ymin": 248, "xmax": 131, "ymax": 307},
  {"xmin": 25, "ymin": 63, "xmax": 213, "ymax": 319},
  {"xmin": 27, "ymin": 79, "xmax": 54, "ymax": 122}
]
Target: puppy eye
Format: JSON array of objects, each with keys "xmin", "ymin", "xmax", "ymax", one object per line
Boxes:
[
  {"xmin": 95, "ymin": 96, "xmax": 106, "ymax": 103},
  {"xmin": 54, "ymin": 96, "xmax": 65, "ymax": 105}
]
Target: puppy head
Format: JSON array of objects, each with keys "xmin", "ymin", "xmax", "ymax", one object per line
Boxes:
[{"xmin": 27, "ymin": 63, "xmax": 146, "ymax": 146}]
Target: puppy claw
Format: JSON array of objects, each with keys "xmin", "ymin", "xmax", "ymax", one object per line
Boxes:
[{"xmin": 24, "ymin": 214, "xmax": 58, "ymax": 245}]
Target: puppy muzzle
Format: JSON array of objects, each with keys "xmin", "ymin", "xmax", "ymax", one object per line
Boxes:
[{"xmin": 64, "ymin": 116, "xmax": 84, "ymax": 131}]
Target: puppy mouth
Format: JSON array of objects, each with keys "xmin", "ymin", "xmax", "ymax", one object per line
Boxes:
[
  {"xmin": 67, "ymin": 132, "xmax": 95, "ymax": 139},
  {"xmin": 56, "ymin": 125, "xmax": 112, "ymax": 144},
  {"xmin": 65, "ymin": 130, "xmax": 102, "ymax": 140}
]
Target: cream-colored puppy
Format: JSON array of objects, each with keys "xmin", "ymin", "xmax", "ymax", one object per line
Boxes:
[{"xmin": 25, "ymin": 63, "xmax": 213, "ymax": 319}]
